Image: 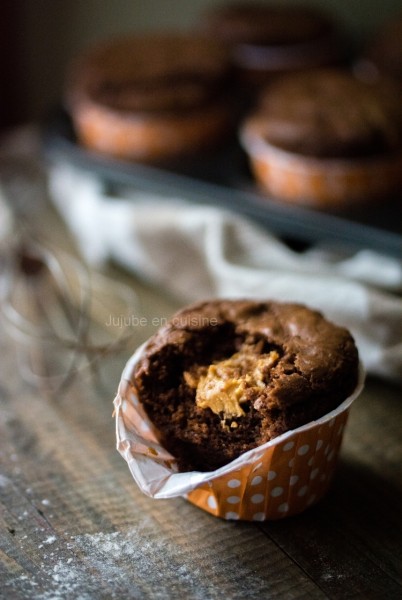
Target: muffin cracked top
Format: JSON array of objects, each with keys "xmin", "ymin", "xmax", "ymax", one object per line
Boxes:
[{"xmin": 133, "ymin": 299, "xmax": 359, "ymax": 471}]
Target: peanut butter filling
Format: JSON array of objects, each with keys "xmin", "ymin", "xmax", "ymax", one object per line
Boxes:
[{"xmin": 184, "ymin": 349, "xmax": 279, "ymax": 425}]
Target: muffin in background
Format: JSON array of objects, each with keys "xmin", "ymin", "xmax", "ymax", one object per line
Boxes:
[
  {"xmin": 65, "ymin": 33, "xmax": 235, "ymax": 163},
  {"xmin": 240, "ymin": 68, "xmax": 402, "ymax": 209},
  {"xmin": 200, "ymin": 2, "xmax": 349, "ymax": 88},
  {"xmin": 115, "ymin": 298, "xmax": 363, "ymax": 520}
]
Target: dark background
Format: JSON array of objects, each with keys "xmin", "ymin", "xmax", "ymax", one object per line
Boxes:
[{"xmin": 1, "ymin": 0, "xmax": 402, "ymax": 130}]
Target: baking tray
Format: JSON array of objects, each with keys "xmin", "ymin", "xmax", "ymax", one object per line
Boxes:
[{"xmin": 42, "ymin": 108, "xmax": 401, "ymax": 259}]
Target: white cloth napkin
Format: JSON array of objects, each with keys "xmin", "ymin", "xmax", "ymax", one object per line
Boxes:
[{"xmin": 49, "ymin": 162, "xmax": 402, "ymax": 383}]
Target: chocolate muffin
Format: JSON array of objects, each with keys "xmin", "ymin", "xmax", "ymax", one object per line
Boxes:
[
  {"xmin": 200, "ymin": 2, "xmax": 347, "ymax": 84},
  {"xmin": 244, "ymin": 69, "xmax": 402, "ymax": 158},
  {"xmin": 240, "ymin": 68, "xmax": 402, "ymax": 206},
  {"xmin": 132, "ymin": 299, "xmax": 359, "ymax": 472},
  {"xmin": 65, "ymin": 33, "xmax": 234, "ymax": 162}
]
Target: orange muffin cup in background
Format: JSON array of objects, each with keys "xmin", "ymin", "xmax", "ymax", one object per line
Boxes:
[
  {"xmin": 65, "ymin": 33, "xmax": 235, "ymax": 163},
  {"xmin": 240, "ymin": 120, "xmax": 402, "ymax": 209},
  {"xmin": 71, "ymin": 97, "xmax": 231, "ymax": 162},
  {"xmin": 114, "ymin": 344, "xmax": 365, "ymax": 521}
]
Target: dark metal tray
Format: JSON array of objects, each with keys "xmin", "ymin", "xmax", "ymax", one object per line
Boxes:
[{"xmin": 42, "ymin": 109, "xmax": 401, "ymax": 258}]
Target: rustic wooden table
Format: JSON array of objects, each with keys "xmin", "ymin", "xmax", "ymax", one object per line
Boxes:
[{"xmin": 0, "ymin": 190, "xmax": 401, "ymax": 600}]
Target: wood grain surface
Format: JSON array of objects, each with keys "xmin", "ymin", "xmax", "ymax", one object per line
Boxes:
[
  {"xmin": 1, "ymin": 288, "xmax": 401, "ymax": 600},
  {"xmin": 0, "ymin": 201, "xmax": 401, "ymax": 600}
]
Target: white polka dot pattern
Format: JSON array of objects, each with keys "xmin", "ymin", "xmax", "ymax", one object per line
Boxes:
[
  {"xmin": 252, "ymin": 512, "xmax": 265, "ymax": 521},
  {"xmin": 271, "ymin": 486, "xmax": 284, "ymax": 498},
  {"xmin": 225, "ymin": 512, "xmax": 239, "ymax": 520},
  {"xmin": 251, "ymin": 476, "xmax": 263, "ymax": 486},
  {"xmin": 207, "ymin": 495, "xmax": 217, "ymax": 510},
  {"xmin": 187, "ymin": 404, "xmax": 352, "ymax": 520},
  {"xmin": 251, "ymin": 494, "xmax": 265, "ymax": 504},
  {"xmin": 297, "ymin": 485, "xmax": 308, "ymax": 497}
]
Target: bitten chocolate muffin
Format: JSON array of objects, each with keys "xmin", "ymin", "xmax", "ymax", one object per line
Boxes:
[
  {"xmin": 132, "ymin": 299, "xmax": 359, "ymax": 472},
  {"xmin": 65, "ymin": 33, "xmax": 234, "ymax": 162}
]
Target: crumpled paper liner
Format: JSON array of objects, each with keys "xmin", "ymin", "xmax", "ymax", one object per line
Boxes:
[
  {"xmin": 240, "ymin": 120, "xmax": 402, "ymax": 208},
  {"xmin": 114, "ymin": 343, "xmax": 365, "ymax": 520}
]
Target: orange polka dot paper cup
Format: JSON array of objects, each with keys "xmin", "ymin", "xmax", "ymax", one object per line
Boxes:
[{"xmin": 114, "ymin": 344, "xmax": 365, "ymax": 521}]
